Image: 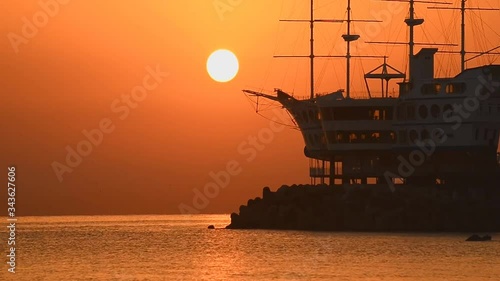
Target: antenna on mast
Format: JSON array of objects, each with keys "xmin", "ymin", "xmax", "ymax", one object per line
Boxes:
[
  {"xmin": 405, "ymin": 0, "xmax": 424, "ymax": 82},
  {"xmin": 342, "ymin": 0, "xmax": 359, "ymax": 99}
]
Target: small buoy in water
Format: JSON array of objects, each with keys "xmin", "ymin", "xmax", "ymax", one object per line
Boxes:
[{"xmin": 208, "ymin": 225, "xmax": 215, "ymax": 229}]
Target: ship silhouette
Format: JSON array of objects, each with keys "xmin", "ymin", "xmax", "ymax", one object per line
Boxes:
[
  {"xmin": 227, "ymin": 0, "xmax": 500, "ymax": 231},
  {"xmin": 243, "ymin": 0, "xmax": 500, "ymax": 188}
]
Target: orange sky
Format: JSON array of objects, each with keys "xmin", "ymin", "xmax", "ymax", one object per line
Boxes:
[{"xmin": 1, "ymin": 0, "xmax": 499, "ymax": 215}]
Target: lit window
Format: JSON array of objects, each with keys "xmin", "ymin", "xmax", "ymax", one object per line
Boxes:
[
  {"xmin": 435, "ymin": 84, "xmax": 442, "ymax": 93},
  {"xmin": 445, "ymin": 83, "xmax": 466, "ymax": 94},
  {"xmin": 337, "ymin": 132, "xmax": 344, "ymax": 143},
  {"xmin": 421, "ymin": 83, "xmax": 441, "ymax": 95},
  {"xmin": 390, "ymin": 131, "xmax": 397, "ymax": 143},
  {"xmin": 349, "ymin": 133, "xmax": 358, "ymax": 143},
  {"xmin": 445, "ymin": 84, "xmax": 453, "ymax": 94}
]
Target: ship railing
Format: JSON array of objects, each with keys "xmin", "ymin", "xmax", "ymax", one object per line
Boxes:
[{"xmin": 290, "ymin": 91, "xmax": 399, "ymax": 100}]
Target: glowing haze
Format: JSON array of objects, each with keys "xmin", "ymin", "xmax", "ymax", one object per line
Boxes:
[{"xmin": 1, "ymin": 0, "xmax": 499, "ymax": 215}]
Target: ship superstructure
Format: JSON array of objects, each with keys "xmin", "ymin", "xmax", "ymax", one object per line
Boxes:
[{"xmin": 243, "ymin": 0, "xmax": 500, "ymax": 188}]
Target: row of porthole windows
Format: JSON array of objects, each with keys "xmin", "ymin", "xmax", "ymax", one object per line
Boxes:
[
  {"xmin": 306, "ymin": 131, "xmax": 399, "ymax": 146},
  {"xmin": 309, "ymin": 128, "xmax": 498, "ymax": 146},
  {"xmin": 399, "ymin": 128, "xmax": 448, "ymax": 145},
  {"xmin": 327, "ymin": 131, "xmax": 397, "ymax": 144},
  {"xmin": 397, "ymin": 103, "xmax": 455, "ymax": 120},
  {"xmin": 398, "ymin": 103, "xmax": 500, "ymax": 121},
  {"xmin": 421, "ymin": 82, "xmax": 466, "ymax": 95},
  {"xmin": 400, "ymin": 127, "xmax": 500, "ymax": 145}
]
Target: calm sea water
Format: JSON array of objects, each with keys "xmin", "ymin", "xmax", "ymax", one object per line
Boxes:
[{"xmin": 2, "ymin": 214, "xmax": 499, "ymax": 280}]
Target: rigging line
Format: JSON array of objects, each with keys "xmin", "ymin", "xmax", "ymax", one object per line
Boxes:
[
  {"xmin": 242, "ymin": 90, "xmax": 283, "ymax": 114},
  {"xmin": 350, "ymin": 57, "xmax": 356, "ymax": 97},
  {"xmin": 281, "ymin": 18, "xmax": 303, "ymax": 89},
  {"xmin": 418, "ymin": 23, "xmax": 445, "ymax": 75},
  {"xmin": 465, "ymin": 45, "xmax": 500, "ymax": 62},
  {"xmin": 332, "ymin": 19, "xmax": 345, "ymax": 88},
  {"xmin": 295, "ymin": 24, "xmax": 309, "ymax": 93},
  {"xmin": 383, "ymin": 5, "xmax": 393, "ymax": 55},
  {"xmin": 242, "ymin": 90, "xmax": 264, "ymax": 113},
  {"xmin": 386, "ymin": 16, "xmax": 405, "ymax": 58},
  {"xmin": 434, "ymin": 2, "xmax": 457, "ymax": 66},
  {"xmin": 255, "ymin": 111, "xmax": 299, "ymax": 130},
  {"xmin": 468, "ymin": 9, "xmax": 483, "ymax": 54},
  {"xmin": 468, "ymin": 9, "xmax": 488, "ymax": 65},
  {"xmin": 471, "ymin": 8, "xmax": 500, "ymax": 64},
  {"xmin": 478, "ymin": 6, "xmax": 497, "ymax": 56},
  {"xmin": 404, "ymin": 26, "xmax": 408, "ymax": 75},
  {"xmin": 475, "ymin": 10, "xmax": 500, "ymax": 38},
  {"xmin": 317, "ymin": 17, "xmax": 338, "ymax": 91},
  {"xmin": 266, "ymin": 0, "xmax": 288, "ymax": 90},
  {"xmin": 477, "ymin": 13, "xmax": 492, "ymax": 64},
  {"xmin": 359, "ymin": 60, "xmax": 368, "ymax": 98}
]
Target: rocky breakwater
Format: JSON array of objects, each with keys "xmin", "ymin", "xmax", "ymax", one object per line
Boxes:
[{"xmin": 226, "ymin": 184, "xmax": 500, "ymax": 232}]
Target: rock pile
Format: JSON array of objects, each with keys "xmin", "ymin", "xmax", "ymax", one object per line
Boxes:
[{"xmin": 226, "ymin": 184, "xmax": 500, "ymax": 232}]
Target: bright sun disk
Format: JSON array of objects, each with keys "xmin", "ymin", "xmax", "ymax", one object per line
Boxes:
[{"xmin": 206, "ymin": 49, "xmax": 239, "ymax": 83}]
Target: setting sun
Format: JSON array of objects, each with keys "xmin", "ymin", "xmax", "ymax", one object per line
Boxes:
[{"xmin": 206, "ymin": 49, "xmax": 239, "ymax": 82}]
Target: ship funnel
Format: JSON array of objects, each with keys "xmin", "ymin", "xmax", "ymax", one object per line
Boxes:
[{"xmin": 411, "ymin": 48, "xmax": 438, "ymax": 81}]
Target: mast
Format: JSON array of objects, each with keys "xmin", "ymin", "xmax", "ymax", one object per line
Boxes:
[
  {"xmin": 345, "ymin": 0, "xmax": 353, "ymax": 98},
  {"xmin": 460, "ymin": 0, "xmax": 465, "ymax": 72},
  {"xmin": 341, "ymin": 0, "xmax": 361, "ymax": 99},
  {"xmin": 274, "ymin": 0, "xmax": 316, "ymax": 100},
  {"xmin": 404, "ymin": 0, "xmax": 424, "ymax": 82},
  {"xmin": 411, "ymin": 0, "xmax": 415, "ymax": 68},
  {"xmin": 310, "ymin": 0, "xmax": 314, "ymax": 99}
]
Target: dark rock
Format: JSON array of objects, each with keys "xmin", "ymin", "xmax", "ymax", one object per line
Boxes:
[
  {"xmin": 263, "ymin": 186, "xmax": 271, "ymax": 200},
  {"xmin": 466, "ymin": 234, "xmax": 492, "ymax": 241},
  {"xmin": 207, "ymin": 225, "xmax": 215, "ymax": 229},
  {"xmin": 226, "ymin": 183, "xmax": 500, "ymax": 232},
  {"xmin": 247, "ymin": 199, "xmax": 255, "ymax": 207}
]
